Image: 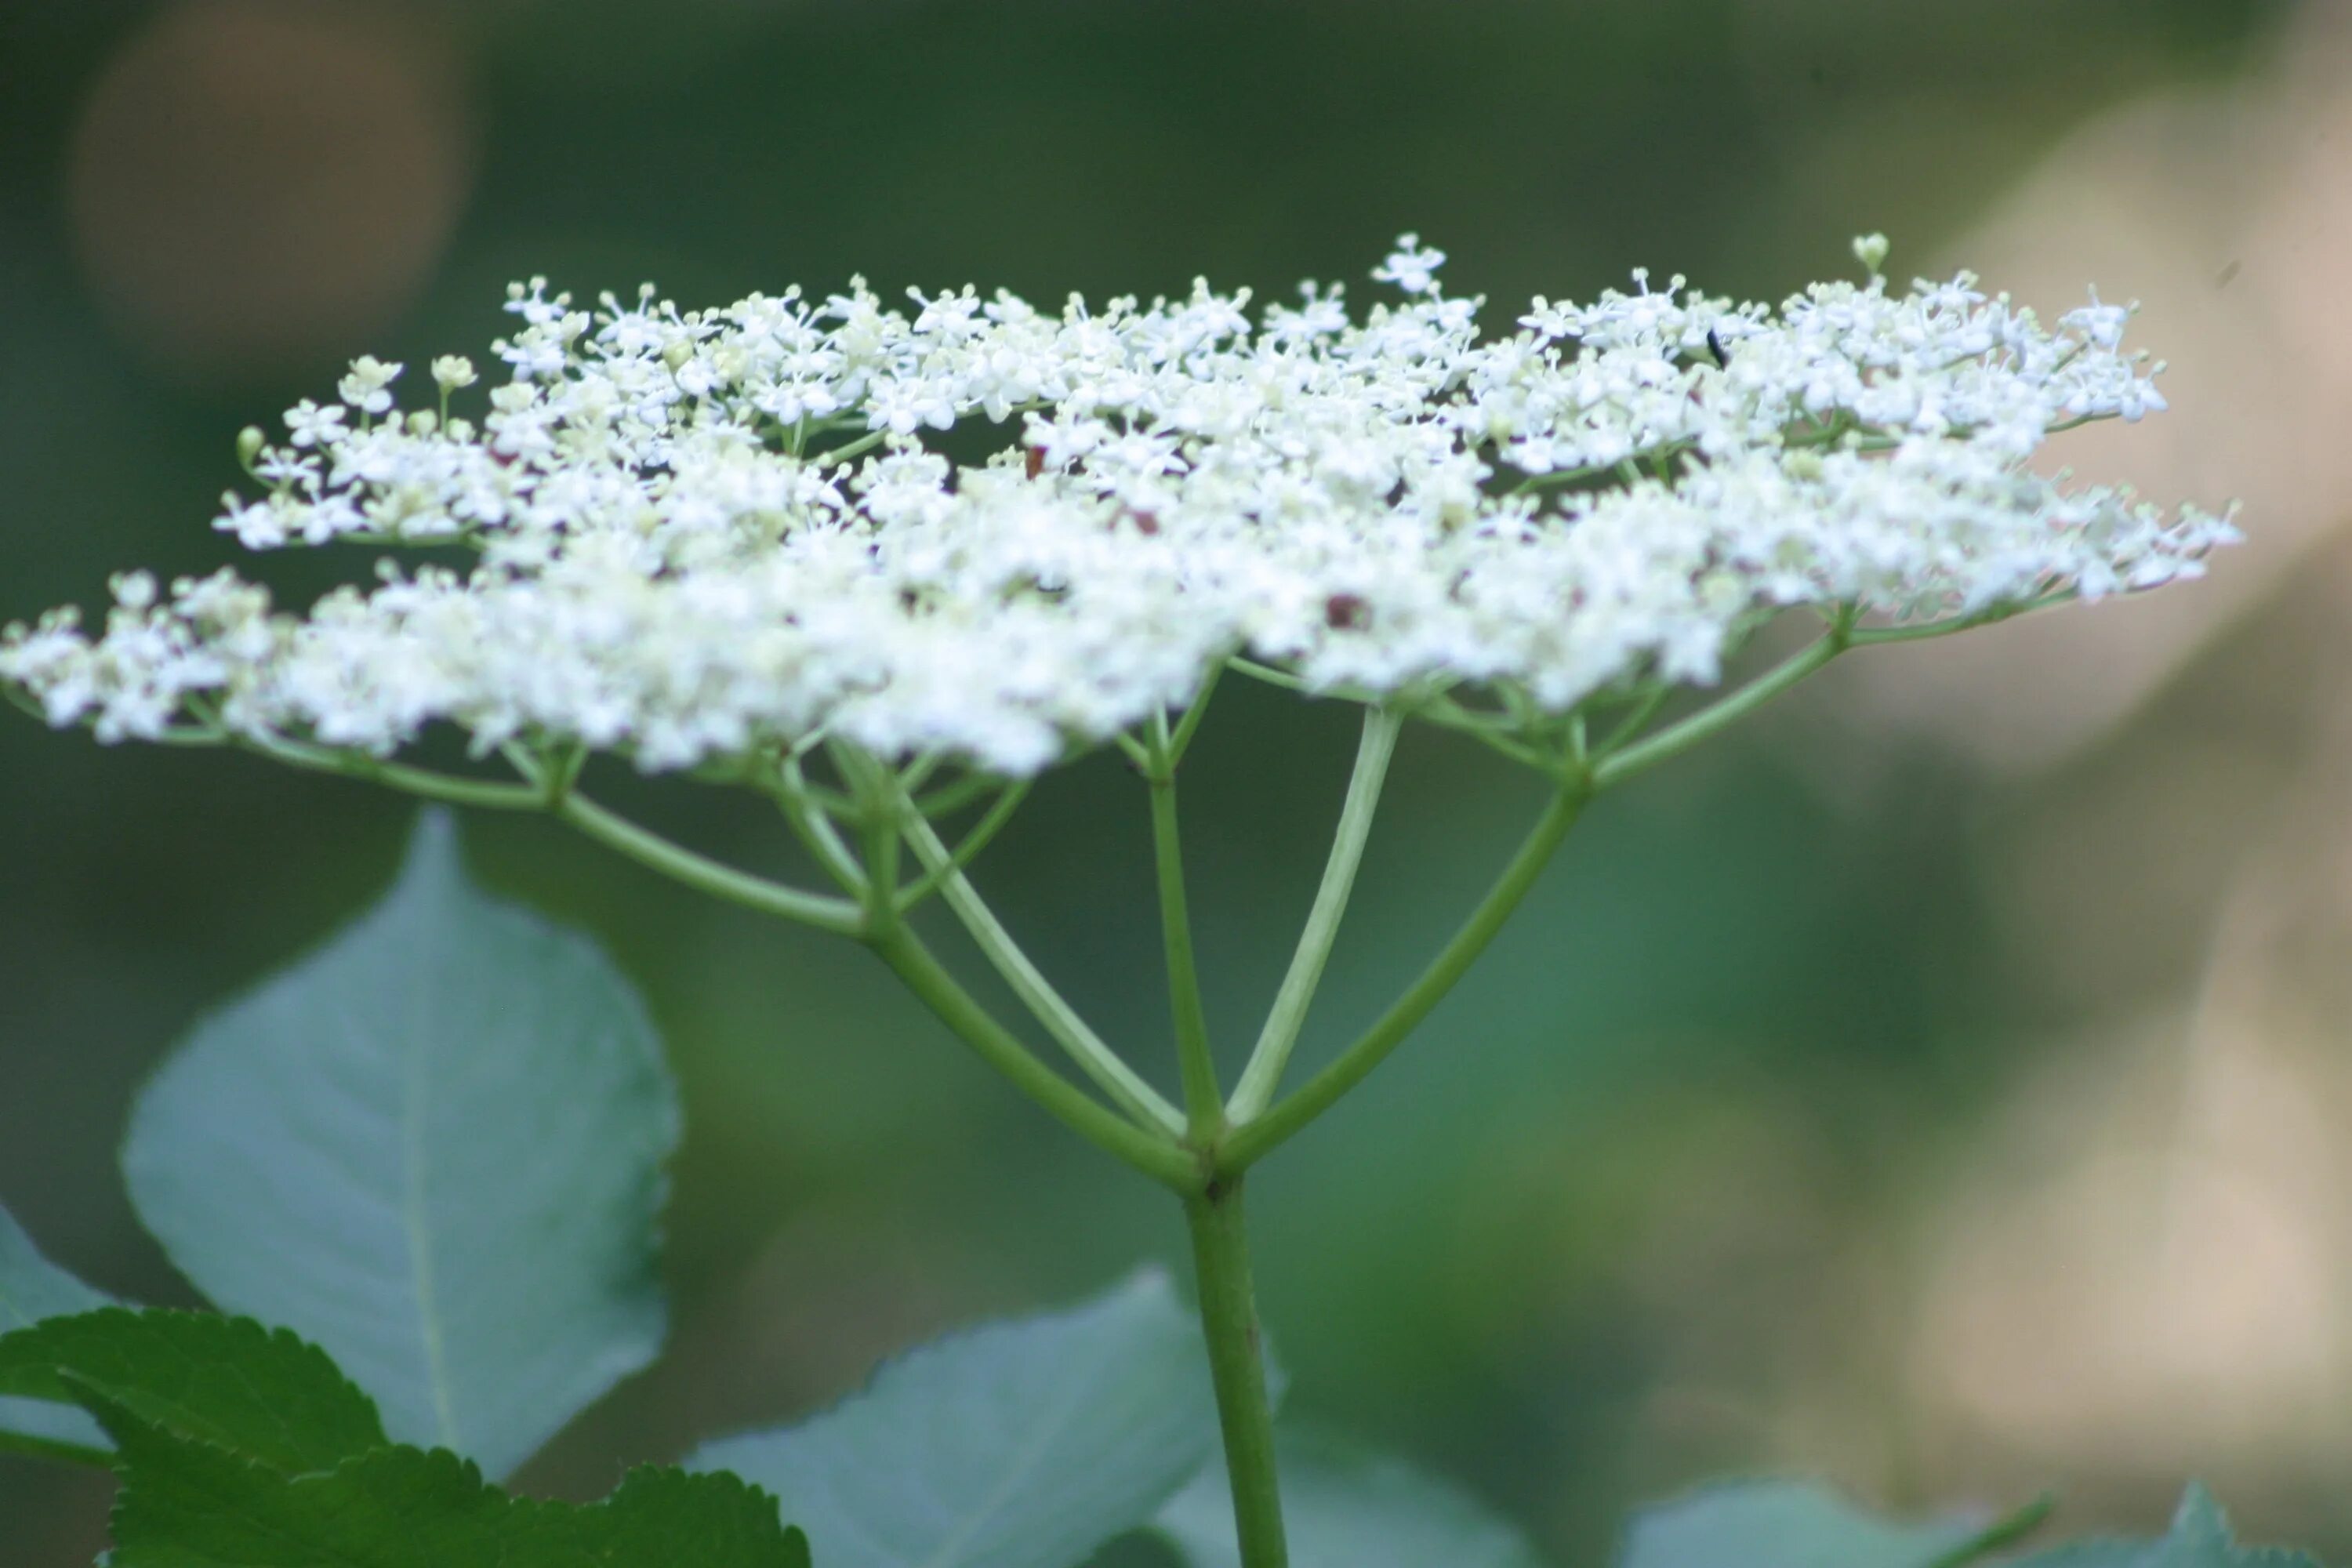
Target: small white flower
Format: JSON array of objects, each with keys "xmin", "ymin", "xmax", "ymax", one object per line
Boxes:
[
  {"xmin": 430, "ymin": 355, "xmax": 479, "ymax": 393},
  {"xmin": 111, "ymin": 571, "xmax": 158, "ymax": 611},
  {"xmin": 1372, "ymin": 234, "xmax": 1448, "ymax": 296},
  {"xmin": 337, "ymin": 356, "xmax": 403, "ymax": 415},
  {"xmin": 281, "ymin": 399, "xmax": 346, "ymax": 449}
]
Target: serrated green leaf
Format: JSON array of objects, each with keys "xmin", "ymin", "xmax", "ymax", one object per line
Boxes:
[
  {"xmin": 689, "ymin": 1269, "xmax": 1217, "ymax": 1568},
  {"xmin": 1156, "ymin": 1426, "xmax": 1548, "ymax": 1568},
  {"xmin": 2016, "ymin": 1484, "xmax": 2317, "ymax": 1568},
  {"xmin": 121, "ymin": 811, "xmax": 681, "ymax": 1479},
  {"xmin": 0, "ymin": 1202, "xmax": 117, "ymax": 1462},
  {"xmin": 0, "ymin": 1308, "xmax": 383, "ymax": 1473},
  {"xmin": 89, "ymin": 1401, "xmax": 808, "ymax": 1568},
  {"xmin": 562, "ymin": 1466, "xmax": 813, "ymax": 1566},
  {"xmin": 1618, "ymin": 1479, "xmax": 1981, "ymax": 1568}
]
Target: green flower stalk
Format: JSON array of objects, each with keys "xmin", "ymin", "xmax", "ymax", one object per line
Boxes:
[{"xmin": 2, "ymin": 234, "xmax": 2230, "ymax": 1568}]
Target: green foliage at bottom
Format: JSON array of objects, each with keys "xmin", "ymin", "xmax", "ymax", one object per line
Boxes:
[
  {"xmin": 0, "ymin": 1308, "xmax": 384, "ymax": 1475},
  {"xmin": 0, "ymin": 1237, "xmax": 2332, "ymax": 1568},
  {"xmin": 0, "ymin": 835, "xmax": 2331, "ymax": 1568},
  {"xmin": 2014, "ymin": 1485, "xmax": 2318, "ymax": 1568},
  {"xmin": 98, "ymin": 1414, "xmax": 806, "ymax": 1568},
  {"xmin": 0, "ymin": 1305, "xmax": 807, "ymax": 1568},
  {"xmin": 1620, "ymin": 1479, "xmax": 1991, "ymax": 1568},
  {"xmin": 689, "ymin": 1269, "xmax": 1219, "ymax": 1568},
  {"xmin": 1155, "ymin": 1426, "xmax": 1547, "ymax": 1568}
]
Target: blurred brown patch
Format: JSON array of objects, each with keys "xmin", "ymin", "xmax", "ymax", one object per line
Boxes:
[
  {"xmin": 1900, "ymin": 539, "xmax": 2352, "ymax": 1508},
  {"xmin": 68, "ymin": 1, "xmax": 473, "ymax": 382},
  {"xmin": 1792, "ymin": 2, "xmax": 2352, "ymax": 780}
]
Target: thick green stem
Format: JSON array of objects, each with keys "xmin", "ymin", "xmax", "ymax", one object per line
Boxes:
[
  {"xmin": 246, "ymin": 732, "xmax": 544, "ymax": 812},
  {"xmin": 1165, "ymin": 662, "xmax": 1225, "ymax": 764},
  {"xmin": 1147, "ymin": 720, "xmax": 1224, "ymax": 1138},
  {"xmin": 775, "ymin": 755, "xmax": 869, "ymax": 894},
  {"xmin": 910, "ymin": 770, "xmax": 998, "ymax": 820},
  {"xmin": 1185, "ymin": 1178, "xmax": 1287, "ymax": 1568},
  {"xmin": 866, "ymin": 927, "xmax": 1199, "ymax": 1189},
  {"xmin": 894, "ymin": 782, "xmax": 1029, "ymax": 913},
  {"xmin": 1587, "ymin": 592, "xmax": 2078, "ymax": 789},
  {"xmin": 492, "ymin": 744, "xmax": 867, "ymax": 934},
  {"xmin": 898, "ymin": 793, "xmax": 1187, "ymax": 1136},
  {"xmin": 1590, "ymin": 632, "xmax": 1846, "ymax": 790},
  {"xmin": 1845, "ymin": 587, "xmax": 2076, "ymax": 645},
  {"xmin": 548, "ymin": 790, "xmax": 866, "ymax": 935},
  {"xmin": 1228, "ymin": 706, "xmax": 1401, "ymax": 1120},
  {"xmin": 1220, "ymin": 784, "xmax": 1585, "ymax": 1172}
]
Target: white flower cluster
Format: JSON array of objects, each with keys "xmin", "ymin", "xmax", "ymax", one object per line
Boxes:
[{"xmin": 2, "ymin": 238, "xmax": 2230, "ymax": 775}]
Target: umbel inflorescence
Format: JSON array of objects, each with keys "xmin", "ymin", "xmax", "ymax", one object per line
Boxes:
[
  {"xmin": 0, "ymin": 234, "xmax": 2245, "ymax": 1568},
  {"xmin": 0, "ymin": 222, "xmax": 2267, "ymax": 1568},
  {"xmin": 3, "ymin": 235, "xmax": 2225, "ymax": 779}
]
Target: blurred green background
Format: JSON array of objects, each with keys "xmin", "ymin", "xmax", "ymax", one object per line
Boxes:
[{"xmin": 6, "ymin": 1, "xmax": 2349, "ymax": 1561}]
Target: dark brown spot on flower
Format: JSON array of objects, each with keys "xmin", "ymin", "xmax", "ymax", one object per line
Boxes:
[{"xmin": 1325, "ymin": 593, "xmax": 1370, "ymax": 630}]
